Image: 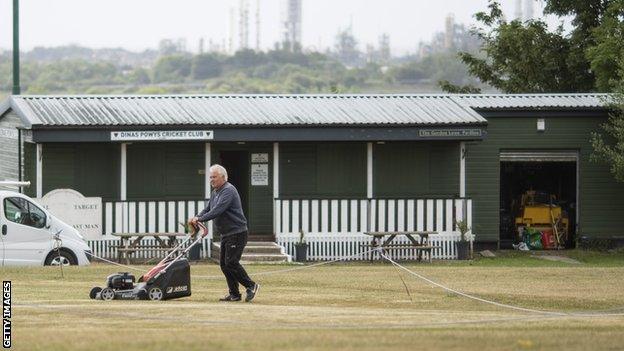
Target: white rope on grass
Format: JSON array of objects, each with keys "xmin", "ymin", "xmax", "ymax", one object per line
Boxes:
[
  {"xmin": 379, "ymin": 250, "xmax": 624, "ymax": 318},
  {"xmin": 193, "ymin": 247, "xmax": 380, "ymax": 280},
  {"xmin": 58, "ymin": 235, "xmax": 624, "ymax": 318},
  {"xmin": 85, "ymin": 253, "xmax": 147, "ymax": 273},
  {"xmin": 62, "ymin": 235, "xmax": 379, "ymax": 279},
  {"xmin": 58, "ymin": 235, "xmax": 155, "ymax": 273}
]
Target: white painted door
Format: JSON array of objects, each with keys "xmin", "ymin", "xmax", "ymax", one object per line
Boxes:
[{"xmin": 1, "ymin": 197, "xmax": 51, "ymax": 266}]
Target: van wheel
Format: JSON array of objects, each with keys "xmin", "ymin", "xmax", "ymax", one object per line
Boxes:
[{"xmin": 45, "ymin": 249, "xmax": 77, "ymax": 266}]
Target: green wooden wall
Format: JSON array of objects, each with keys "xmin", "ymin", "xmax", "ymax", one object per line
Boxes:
[
  {"xmin": 280, "ymin": 142, "xmax": 367, "ymax": 198},
  {"xmin": 374, "ymin": 142, "xmax": 459, "ymax": 197},
  {"xmin": 42, "ymin": 143, "xmax": 119, "ymax": 200},
  {"xmin": 280, "ymin": 141, "xmax": 460, "ymax": 198},
  {"xmin": 467, "ymin": 114, "xmax": 624, "ymax": 243},
  {"xmin": 127, "ymin": 142, "xmax": 204, "ymax": 200}
]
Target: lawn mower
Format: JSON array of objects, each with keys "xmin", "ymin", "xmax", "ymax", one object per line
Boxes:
[{"xmin": 89, "ymin": 222, "xmax": 208, "ymax": 301}]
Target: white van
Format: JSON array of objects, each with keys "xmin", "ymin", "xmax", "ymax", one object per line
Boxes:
[{"xmin": 0, "ymin": 190, "xmax": 92, "ymax": 266}]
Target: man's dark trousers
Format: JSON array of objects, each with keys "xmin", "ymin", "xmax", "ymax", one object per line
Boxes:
[{"xmin": 220, "ymin": 231, "xmax": 255, "ymax": 297}]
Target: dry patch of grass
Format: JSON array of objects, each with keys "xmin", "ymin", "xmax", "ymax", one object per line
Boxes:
[{"xmin": 3, "ymin": 261, "xmax": 624, "ymax": 351}]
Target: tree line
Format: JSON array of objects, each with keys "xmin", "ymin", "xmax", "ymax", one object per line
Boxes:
[{"xmin": 0, "ymin": 47, "xmax": 480, "ymax": 98}]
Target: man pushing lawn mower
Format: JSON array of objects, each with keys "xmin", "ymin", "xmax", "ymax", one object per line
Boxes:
[
  {"xmin": 90, "ymin": 164, "xmax": 258, "ymax": 302},
  {"xmin": 190, "ymin": 164, "xmax": 259, "ymax": 303}
]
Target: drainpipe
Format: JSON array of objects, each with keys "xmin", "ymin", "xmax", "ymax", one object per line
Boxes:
[
  {"xmin": 17, "ymin": 129, "xmax": 22, "ymax": 193},
  {"xmin": 12, "ymin": 0, "xmax": 20, "ymax": 95}
]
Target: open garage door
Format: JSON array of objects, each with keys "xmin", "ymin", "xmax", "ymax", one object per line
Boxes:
[{"xmin": 499, "ymin": 151, "xmax": 578, "ymax": 249}]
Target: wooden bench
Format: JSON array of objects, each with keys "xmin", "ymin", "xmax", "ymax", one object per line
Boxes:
[
  {"xmin": 116, "ymin": 248, "xmax": 173, "ymax": 252},
  {"xmin": 363, "ymin": 231, "xmax": 439, "ymax": 263},
  {"xmin": 114, "ymin": 245, "xmax": 174, "ymax": 250},
  {"xmin": 112, "ymin": 233, "xmax": 188, "ymax": 264},
  {"xmin": 362, "ymin": 244, "xmax": 439, "ymax": 249},
  {"xmin": 361, "ymin": 244, "xmax": 439, "ymax": 261}
]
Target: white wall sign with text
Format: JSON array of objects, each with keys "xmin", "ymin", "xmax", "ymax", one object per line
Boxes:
[
  {"xmin": 0, "ymin": 127, "xmax": 18, "ymax": 139},
  {"xmin": 38, "ymin": 189, "xmax": 102, "ymax": 240},
  {"xmin": 251, "ymin": 153, "xmax": 269, "ymax": 163},
  {"xmin": 251, "ymin": 164, "xmax": 269, "ymax": 186},
  {"xmin": 111, "ymin": 130, "xmax": 214, "ymax": 141}
]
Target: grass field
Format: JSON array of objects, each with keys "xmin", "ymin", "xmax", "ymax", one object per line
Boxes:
[{"xmin": 3, "ymin": 251, "xmax": 624, "ymax": 351}]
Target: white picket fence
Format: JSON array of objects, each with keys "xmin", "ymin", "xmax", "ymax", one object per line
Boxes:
[
  {"xmin": 86, "ymin": 198, "xmax": 213, "ymax": 261},
  {"xmin": 275, "ymin": 198, "xmax": 473, "ymax": 260},
  {"xmin": 87, "ymin": 197, "xmax": 472, "ymax": 261},
  {"xmin": 277, "ymin": 232, "xmax": 475, "ymax": 261},
  {"xmin": 102, "ymin": 199, "xmax": 213, "ymax": 238},
  {"xmin": 275, "ymin": 198, "xmax": 472, "ymax": 234},
  {"xmin": 87, "ymin": 237, "xmax": 212, "ymax": 261}
]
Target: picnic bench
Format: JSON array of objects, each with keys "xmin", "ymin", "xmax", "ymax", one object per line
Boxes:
[
  {"xmin": 363, "ymin": 231, "xmax": 439, "ymax": 263},
  {"xmin": 112, "ymin": 233, "xmax": 188, "ymax": 264}
]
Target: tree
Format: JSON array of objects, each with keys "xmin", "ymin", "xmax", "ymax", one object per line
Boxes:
[
  {"xmin": 153, "ymin": 55, "xmax": 192, "ymax": 83},
  {"xmin": 229, "ymin": 49, "xmax": 266, "ymax": 69},
  {"xmin": 585, "ymin": 2, "xmax": 624, "ymax": 91},
  {"xmin": 439, "ymin": 80, "xmax": 481, "ymax": 94},
  {"xmin": 191, "ymin": 54, "xmax": 223, "ymax": 80},
  {"xmin": 451, "ymin": 1, "xmax": 595, "ymax": 93},
  {"xmin": 591, "ymin": 91, "xmax": 624, "ymax": 181},
  {"xmin": 127, "ymin": 67, "xmax": 151, "ymax": 85},
  {"xmin": 584, "ymin": 2, "xmax": 624, "ymax": 182},
  {"xmin": 542, "ymin": 0, "xmax": 613, "ymax": 90},
  {"xmin": 543, "ymin": 0, "xmax": 612, "ymax": 36},
  {"xmin": 448, "ymin": 0, "xmax": 624, "ymax": 94}
]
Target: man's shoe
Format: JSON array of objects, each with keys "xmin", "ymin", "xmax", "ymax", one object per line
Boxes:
[
  {"xmin": 219, "ymin": 294, "xmax": 241, "ymax": 302},
  {"xmin": 245, "ymin": 283, "xmax": 260, "ymax": 302}
]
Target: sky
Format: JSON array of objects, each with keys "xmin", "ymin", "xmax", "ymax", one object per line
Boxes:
[{"xmin": 0, "ymin": 0, "xmax": 562, "ymax": 55}]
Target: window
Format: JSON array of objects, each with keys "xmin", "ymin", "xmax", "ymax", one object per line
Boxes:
[{"xmin": 3, "ymin": 197, "xmax": 46, "ymax": 229}]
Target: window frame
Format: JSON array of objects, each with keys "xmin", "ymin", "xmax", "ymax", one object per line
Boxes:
[{"xmin": 3, "ymin": 197, "xmax": 47, "ymax": 229}]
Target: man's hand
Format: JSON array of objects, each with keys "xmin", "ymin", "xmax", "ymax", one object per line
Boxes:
[{"xmin": 187, "ymin": 217, "xmax": 199, "ymax": 236}]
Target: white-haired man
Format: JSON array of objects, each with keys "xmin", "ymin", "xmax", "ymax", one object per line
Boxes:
[{"xmin": 190, "ymin": 164, "xmax": 259, "ymax": 302}]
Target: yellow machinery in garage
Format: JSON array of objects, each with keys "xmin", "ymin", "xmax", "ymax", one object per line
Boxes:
[{"xmin": 514, "ymin": 191, "xmax": 569, "ymax": 249}]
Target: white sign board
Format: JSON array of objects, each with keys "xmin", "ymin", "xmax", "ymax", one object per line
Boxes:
[
  {"xmin": 111, "ymin": 130, "xmax": 214, "ymax": 141},
  {"xmin": 251, "ymin": 164, "xmax": 269, "ymax": 186},
  {"xmin": 38, "ymin": 189, "xmax": 102, "ymax": 240},
  {"xmin": 251, "ymin": 153, "xmax": 269, "ymax": 163},
  {"xmin": 0, "ymin": 128, "xmax": 18, "ymax": 139}
]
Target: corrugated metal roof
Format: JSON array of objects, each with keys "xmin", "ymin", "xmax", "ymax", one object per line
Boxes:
[
  {"xmin": 454, "ymin": 93, "xmax": 612, "ymax": 109},
  {"xmin": 6, "ymin": 95, "xmax": 486, "ymax": 127},
  {"xmin": 2, "ymin": 93, "xmax": 613, "ymax": 128}
]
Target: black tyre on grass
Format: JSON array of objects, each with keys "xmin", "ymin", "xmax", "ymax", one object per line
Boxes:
[
  {"xmin": 44, "ymin": 249, "xmax": 77, "ymax": 266},
  {"xmin": 89, "ymin": 287, "xmax": 102, "ymax": 299}
]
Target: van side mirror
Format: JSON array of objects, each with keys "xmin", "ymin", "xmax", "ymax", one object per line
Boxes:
[{"xmin": 45, "ymin": 214, "xmax": 51, "ymax": 229}]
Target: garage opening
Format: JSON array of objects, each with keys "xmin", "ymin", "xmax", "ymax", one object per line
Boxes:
[{"xmin": 499, "ymin": 151, "xmax": 577, "ymax": 250}]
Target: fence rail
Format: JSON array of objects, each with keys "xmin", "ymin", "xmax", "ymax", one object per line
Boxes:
[
  {"xmin": 102, "ymin": 199, "xmax": 213, "ymax": 238},
  {"xmin": 87, "ymin": 238, "xmax": 212, "ymax": 261},
  {"xmin": 84, "ymin": 199, "xmax": 214, "ymax": 262},
  {"xmin": 275, "ymin": 198, "xmax": 473, "ymax": 260},
  {"xmin": 275, "ymin": 198, "xmax": 472, "ymax": 234},
  {"xmin": 93, "ymin": 197, "xmax": 472, "ymax": 261},
  {"xmin": 276, "ymin": 232, "xmax": 474, "ymax": 261}
]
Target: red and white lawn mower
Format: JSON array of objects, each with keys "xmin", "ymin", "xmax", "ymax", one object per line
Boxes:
[{"xmin": 89, "ymin": 222, "xmax": 208, "ymax": 301}]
